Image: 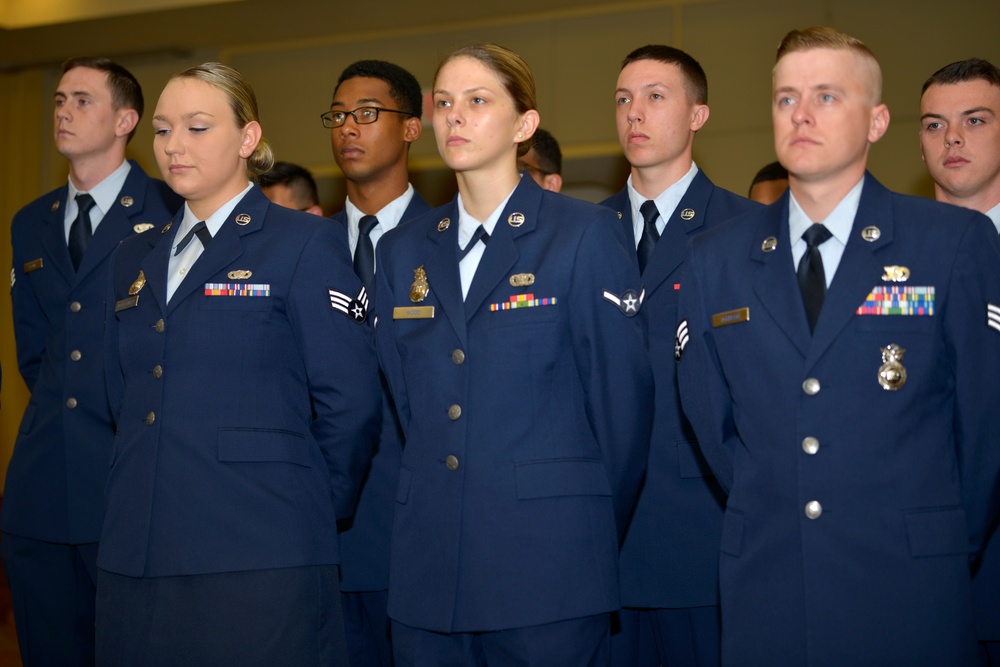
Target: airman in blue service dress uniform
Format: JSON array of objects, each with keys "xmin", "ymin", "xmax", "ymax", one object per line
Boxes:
[
  {"xmin": 602, "ymin": 44, "xmax": 760, "ymax": 667},
  {"xmin": 919, "ymin": 58, "xmax": 1000, "ymax": 664},
  {"xmin": 326, "ymin": 59, "xmax": 431, "ymax": 667},
  {"xmin": 96, "ymin": 63, "xmax": 380, "ymax": 666},
  {"xmin": 3, "ymin": 57, "xmax": 180, "ymax": 667},
  {"xmin": 676, "ymin": 28, "xmax": 1000, "ymax": 666},
  {"xmin": 374, "ymin": 44, "xmax": 653, "ymax": 666}
]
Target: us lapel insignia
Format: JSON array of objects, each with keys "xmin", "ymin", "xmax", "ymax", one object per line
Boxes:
[
  {"xmin": 761, "ymin": 236, "xmax": 778, "ymax": 252},
  {"xmin": 437, "ymin": 218, "xmax": 450, "ymax": 232},
  {"xmin": 51, "ymin": 200, "xmax": 60, "ymax": 212},
  {"xmin": 129, "ymin": 270, "xmax": 146, "ymax": 296},
  {"xmin": 133, "ymin": 222, "xmax": 155, "ymax": 234},
  {"xmin": 617, "ymin": 211, "xmax": 623, "ymax": 219},
  {"xmin": 228, "ymin": 270, "xmax": 253, "ymax": 280},
  {"xmin": 120, "ymin": 195, "xmax": 134, "ymax": 208},
  {"xmin": 602, "ymin": 287, "xmax": 644, "ymax": 317},
  {"xmin": 410, "ymin": 265, "xmax": 430, "ymax": 303},
  {"xmin": 508, "ymin": 212, "xmax": 525, "ymax": 228},
  {"xmin": 161, "ymin": 222, "xmax": 173, "ymax": 233},
  {"xmin": 235, "ymin": 213, "xmax": 251, "ymax": 225},
  {"xmin": 881, "ymin": 266, "xmax": 910, "ymax": 282},
  {"xmin": 861, "ymin": 226, "xmax": 881, "ymax": 242},
  {"xmin": 510, "ymin": 272, "xmax": 535, "ymax": 287},
  {"xmin": 680, "ymin": 208, "xmax": 695, "ymax": 220},
  {"xmin": 877, "ymin": 343, "xmax": 907, "ymax": 391}
]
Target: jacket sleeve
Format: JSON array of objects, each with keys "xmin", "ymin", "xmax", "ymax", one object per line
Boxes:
[
  {"xmin": 944, "ymin": 212, "xmax": 1000, "ymax": 561},
  {"xmin": 287, "ymin": 220, "xmax": 381, "ymax": 520},
  {"xmin": 10, "ymin": 210, "xmax": 47, "ymax": 391},
  {"xmin": 676, "ymin": 241, "xmax": 737, "ymax": 492},
  {"xmin": 569, "ymin": 209, "xmax": 654, "ymax": 537}
]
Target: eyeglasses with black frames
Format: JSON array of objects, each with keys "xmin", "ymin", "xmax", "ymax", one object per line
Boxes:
[{"xmin": 320, "ymin": 106, "xmax": 415, "ymax": 129}]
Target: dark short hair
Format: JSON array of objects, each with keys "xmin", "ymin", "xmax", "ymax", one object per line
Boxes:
[
  {"xmin": 258, "ymin": 161, "xmax": 320, "ymax": 208},
  {"xmin": 922, "ymin": 58, "xmax": 1000, "ymax": 95},
  {"xmin": 620, "ymin": 45, "xmax": 708, "ymax": 105},
  {"xmin": 748, "ymin": 161, "xmax": 788, "ymax": 196},
  {"xmin": 62, "ymin": 56, "xmax": 144, "ymax": 142},
  {"xmin": 334, "ymin": 60, "xmax": 423, "ymax": 119},
  {"xmin": 528, "ymin": 128, "xmax": 562, "ymax": 175}
]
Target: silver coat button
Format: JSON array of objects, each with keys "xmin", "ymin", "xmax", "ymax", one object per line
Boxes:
[
  {"xmin": 802, "ymin": 378, "xmax": 821, "ymax": 395},
  {"xmin": 66, "ymin": 397, "xmax": 78, "ymax": 409},
  {"xmin": 452, "ymin": 349, "xmax": 465, "ymax": 365},
  {"xmin": 70, "ymin": 350, "xmax": 82, "ymax": 362},
  {"xmin": 448, "ymin": 404, "xmax": 462, "ymax": 420},
  {"xmin": 155, "ymin": 319, "xmax": 165, "ymax": 333},
  {"xmin": 445, "ymin": 455, "xmax": 459, "ymax": 471},
  {"xmin": 69, "ymin": 301, "xmax": 82, "ymax": 313},
  {"xmin": 802, "ymin": 437, "xmax": 820, "ymax": 455},
  {"xmin": 805, "ymin": 500, "xmax": 823, "ymax": 520},
  {"xmin": 152, "ymin": 365, "xmax": 163, "ymax": 379},
  {"xmin": 145, "ymin": 412, "xmax": 156, "ymax": 426}
]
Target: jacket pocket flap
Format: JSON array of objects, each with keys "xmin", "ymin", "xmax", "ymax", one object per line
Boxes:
[
  {"xmin": 515, "ymin": 458, "xmax": 612, "ymax": 499},
  {"xmin": 217, "ymin": 428, "xmax": 311, "ymax": 467}
]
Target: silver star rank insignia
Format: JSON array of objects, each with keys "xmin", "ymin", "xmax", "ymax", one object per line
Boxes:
[
  {"xmin": 329, "ymin": 285, "xmax": 369, "ymax": 323},
  {"xmin": 602, "ymin": 287, "xmax": 645, "ymax": 317}
]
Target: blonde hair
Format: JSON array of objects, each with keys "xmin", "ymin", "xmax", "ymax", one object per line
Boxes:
[
  {"xmin": 436, "ymin": 44, "xmax": 537, "ymax": 157},
  {"xmin": 776, "ymin": 27, "xmax": 882, "ymax": 104},
  {"xmin": 172, "ymin": 62, "xmax": 274, "ymax": 179}
]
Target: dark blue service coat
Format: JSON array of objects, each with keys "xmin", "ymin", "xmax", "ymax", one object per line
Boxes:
[
  {"xmin": 375, "ymin": 177, "xmax": 654, "ymax": 633},
  {"xmin": 677, "ymin": 174, "xmax": 1000, "ymax": 666},
  {"xmin": 100, "ymin": 185, "xmax": 380, "ymax": 578}
]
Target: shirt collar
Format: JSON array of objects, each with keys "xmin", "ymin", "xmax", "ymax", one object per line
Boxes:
[
  {"xmin": 66, "ymin": 159, "xmax": 131, "ymax": 223},
  {"xmin": 985, "ymin": 201, "xmax": 1000, "ymax": 235},
  {"xmin": 788, "ymin": 177, "xmax": 864, "ymax": 247},
  {"xmin": 175, "ymin": 181, "xmax": 253, "ymax": 251},
  {"xmin": 345, "ymin": 183, "xmax": 415, "ymax": 235},
  {"xmin": 457, "ymin": 183, "xmax": 517, "ymax": 248},
  {"xmin": 626, "ymin": 161, "xmax": 699, "ymax": 228}
]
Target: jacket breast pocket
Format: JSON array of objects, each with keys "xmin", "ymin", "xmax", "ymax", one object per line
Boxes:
[
  {"xmin": 199, "ymin": 295, "xmax": 272, "ymax": 311},
  {"xmin": 514, "ymin": 458, "xmax": 611, "ymax": 499},
  {"xmin": 487, "ymin": 303, "xmax": 560, "ymax": 328},
  {"xmin": 218, "ymin": 428, "xmax": 312, "ymax": 467}
]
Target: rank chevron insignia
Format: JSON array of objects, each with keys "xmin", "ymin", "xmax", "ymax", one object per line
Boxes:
[
  {"xmin": 675, "ymin": 319, "xmax": 689, "ymax": 361},
  {"xmin": 328, "ymin": 285, "xmax": 369, "ymax": 323},
  {"xmin": 602, "ymin": 287, "xmax": 645, "ymax": 317}
]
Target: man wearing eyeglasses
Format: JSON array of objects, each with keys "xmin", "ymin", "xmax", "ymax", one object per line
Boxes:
[
  {"xmin": 323, "ymin": 59, "xmax": 430, "ymax": 667},
  {"xmin": 517, "ymin": 127, "xmax": 563, "ymax": 192}
]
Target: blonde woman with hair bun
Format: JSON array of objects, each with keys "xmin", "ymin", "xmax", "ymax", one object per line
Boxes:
[{"xmin": 97, "ymin": 62, "xmax": 380, "ymax": 665}]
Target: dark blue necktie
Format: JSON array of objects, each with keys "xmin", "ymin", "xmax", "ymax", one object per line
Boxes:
[
  {"xmin": 637, "ymin": 200, "xmax": 660, "ymax": 274},
  {"xmin": 69, "ymin": 193, "xmax": 95, "ymax": 271},
  {"xmin": 797, "ymin": 223, "xmax": 833, "ymax": 332},
  {"xmin": 354, "ymin": 215, "xmax": 378, "ymax": 291}
]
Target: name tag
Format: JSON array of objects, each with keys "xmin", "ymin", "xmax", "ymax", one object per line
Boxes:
[
  {"xmin": 115, "ymin": 295, "xmax": 139, "ymax": 311},
  {"xmin": 712, "ymin": 307, "xmax": 750, "ymax": 328},
  {"xmin": 394, "ymin": 306, "xmax": 435, "ymax": 320},
  {"xmin": 23, "ymin": 258, "xmax": 43, "ymax": 273}
]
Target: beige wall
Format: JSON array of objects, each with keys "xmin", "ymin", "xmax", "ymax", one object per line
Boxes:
[{"xmin": 2, "ymin": 0, "xmax": 1000, "ymax": 489}]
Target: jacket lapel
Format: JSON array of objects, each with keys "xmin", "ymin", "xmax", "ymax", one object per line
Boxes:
[
  {"xmin": 463, "ymin": 180, "xmax": 539, "ymax": 320},
  {"xmin": 40, "ymin": 187, "xmax": 75, "ymax": 285},
  {"xmin": 805, "ymin": 174, "xmax": 893, "ymax": 369},
  {"xmin": 421, "ymin": 201, "xmax": 468, "ymax": 348},
  {"xmin": 163, "ymin": 188, "xmax": 263, "ymax": 315},
  {"xmin": 642, "ymin": 170, "xmax": 713, "ymax": 296},
  {"xmin": 140, "ymin": 212, "xmax": 182, "ymax": 314},
  {"xmin": 752, "ymin": 193, "xmax": 812, "ymax": 358}
]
